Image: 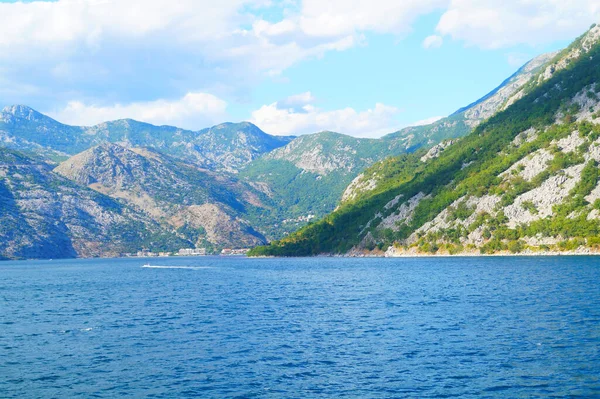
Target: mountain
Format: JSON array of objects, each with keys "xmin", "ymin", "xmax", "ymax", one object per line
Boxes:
[
  {"xmin": 0, "ymin": 111, "xmax": 292, "ymax": 171},
  {"xmin": 381, "ymin": 50, "xmax": 558, "ymax": 150},
  {"xmin": 0, "ymin": 105, "xmax": 85, "ymax": 161},
  {"xmin": 193, "ymin": 122, "xmax": 295, "ymax": 173},
  {"xmin": 0, "ymin": 26, "xmax": 587, "ymax": 259},
  {"xmin": 0, "ymin": 147, "xmax": 190, "ymax": 259},
  {"xmin": 239, "ymin": 54, "xmax": 560, "ymax": 238},
  {"xmin": 239, "ymin": 131, "xmax": 408, "ymax": 237},
  {"xmin": 250, "ymin": 23, "xmax": 600, "ymax": 257},
  {"xmin": 54, "ymin": 143, "xmax": 269, "ymax": 250}
]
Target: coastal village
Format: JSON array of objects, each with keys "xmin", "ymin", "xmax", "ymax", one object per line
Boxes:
[{"xmin": 125, "ymin": 248, "xmax": 251, "ymax": 258}]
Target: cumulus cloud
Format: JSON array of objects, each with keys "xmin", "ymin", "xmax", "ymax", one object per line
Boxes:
[
  {"xmin": 3, "ymin": 0, "xmax": 600, "ymax": 129},
  {"xmin": 277, "ymin": 92, "xmax": 316, "ymax": 112},
  {"xmin": 0, "ymin": 0, "xmax": 260, "ymax": 109},
  {"xmin": 0, "ymin": 0, "xmax": 356, "ymax": 111},
  {"xmin": 410, "ymin": 116, "xmax": 444, "ymax": 126},
  {"xmin": 299, "ymin": 0, "xmax": 447, "ymax": 37},
  {"xmin": 423, "ymin": 35, "xmax": 443, "ymax": 49},
  {"xmin": 0, "ymin": 0, "xmax": 248, "ymax": 49},
  {"xmin": 0, "ymin": 0, "xmax": 450, "ymax": 113},
  {"xmin": 251, "ymin": 95, "xmax": 401, "ymax": 137},
  {"xmin": 48, "ymin": 92, "xmax": 228, "ymax": 130},
  {"xmin": 436, "ymin": 0, "xmax": 600, "ymax": 49}
]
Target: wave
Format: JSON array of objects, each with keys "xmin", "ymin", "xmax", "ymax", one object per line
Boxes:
[{"xmin": 141, "ymin": 265, "xmax": 212, "ymax": 270}]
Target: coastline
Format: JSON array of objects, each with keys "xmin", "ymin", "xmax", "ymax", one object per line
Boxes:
[
  {"xmin": 357, "ymin": 247, "xmax": 600, "ymax": 258},
  {"xmin": 3, "ymin": 249, "xmax": 600, "ymax": 261}
]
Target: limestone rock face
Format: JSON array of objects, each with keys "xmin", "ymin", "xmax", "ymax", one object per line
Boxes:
[
  {"xmin": 54, "ymin": 143, "xmax": 268, "ymax": 249},
  {"xmin": 253, "ymin": 23, "xmax": 600, "ymax": 257},
  {"xmin": 420, "ymin": 140, "xmax": 457, "ymax": 162},
  {"xmin": 0, "ymin": 148, "xmax": 189, "ymax": 259}
]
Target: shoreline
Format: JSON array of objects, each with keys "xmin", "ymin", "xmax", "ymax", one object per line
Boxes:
[
  {"xmin": 3, "ymin": 251, "xmax": 600, "ymax": 262},
  {"xmin": 355, "ymin": 248, "xmax": 600, "ymax": 258}
]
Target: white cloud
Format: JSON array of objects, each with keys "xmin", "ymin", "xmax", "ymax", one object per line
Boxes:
[
  {"xmin": 0, "ymin": 0, "xmax": 453, "ymax": 111},
  {"xmin": 0, "ymin": 0, "xmax": 249, "ymax": 49},
  {"xmin": 251, "ymin": 95, "xmax": 401, "ymax": 137},
  {"xmin": 410, "ymin": 116, "xmax": 444, "ymax": 126},
  {"xmin": 277, "ymin": 91, "xmax": 316, "ymax": 111},
  {"xmin": 423, "ymin": 35, "xmax": 443, "ymax": 49},
  {"xmin": 436, "ymin": 0, "xmax": 600, "ymax": 49},
  {"xmin": 48, "ymin": 92, "xmax": 228, "ymax": 129},
  {"xmin": 299, "ymin": 0, "xmax": 447, "ymax": 37},
  {"xmin": 0, "ymin": 0, "xmax": 263, "ymax": 109},
  {"xmin": 0, "ymin": 0, "xmax": 443, "ymax": 130},
  {"xmin": 3, "ymin": 0, "xmax": 599, "ymax": 125}
]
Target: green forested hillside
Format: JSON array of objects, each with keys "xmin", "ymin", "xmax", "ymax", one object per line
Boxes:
[
  {"xmin": 240, "ymin": 131, "xmax": 407, "ymax": 237},
  {"xmin": 250, "ymin": 25, "xmax": 600, "ymax": 257},
  {"xmin": 240, "ymin": 52, "xmax": 558, "ymax": 240},
  {"xmin": 0, "ymin": 27, "xmax": 583, "ymax": 258}
]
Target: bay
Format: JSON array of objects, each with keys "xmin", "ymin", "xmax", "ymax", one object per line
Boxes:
[{"xmin": 1, "ymin": 256, "xmax": 599, "ymax": 398}]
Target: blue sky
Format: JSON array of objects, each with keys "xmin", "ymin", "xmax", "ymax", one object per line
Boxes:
[{"xmin": 0, "ymin": 0, "xmax": 597, "ymax": 137}]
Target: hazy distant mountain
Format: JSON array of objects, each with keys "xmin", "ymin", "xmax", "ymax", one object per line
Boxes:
[
  {"xmin": 0, "ymin": 33, "xmax": 583, "ymax": 259},
  {"xmin": 54, "ymin": 143, "xmax": 269, "ymax": 249},
  {"xmin": 0, "ymin": 147, "xmax": 190, "ymax": 259},
  {"xmin": 193, "ymin": 122, "xmax": 295, "ymax": 173},
  {"xmin": 0, "ymin": 110, "xmax": 293, "ymax": 172}
]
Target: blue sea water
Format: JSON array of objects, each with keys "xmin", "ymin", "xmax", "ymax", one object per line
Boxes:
[{"xmin": 1, "ymin": 256, "xmax": 599, "ymax": 398}]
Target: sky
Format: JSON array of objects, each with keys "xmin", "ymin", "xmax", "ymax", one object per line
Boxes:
[{"xmin": 0, "ymin": 0, "xmax": 599, "ymax": 137}]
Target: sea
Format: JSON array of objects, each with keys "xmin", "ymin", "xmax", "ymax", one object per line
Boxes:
[{"xmin": 1, "ymin": 256, "xmax": 599, "ymax": 398}]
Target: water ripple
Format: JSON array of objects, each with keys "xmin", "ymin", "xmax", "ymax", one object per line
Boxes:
[{"xmin": 0, "ymin": 256, "xmax": 599, "ymax": 398}]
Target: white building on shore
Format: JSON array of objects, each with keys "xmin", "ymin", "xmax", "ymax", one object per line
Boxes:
[{"xmin": 178, "ymin": 248, "xmax": 207, "ymax": 256}]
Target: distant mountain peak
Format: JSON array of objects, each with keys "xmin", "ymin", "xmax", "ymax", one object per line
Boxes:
[
  {"xmin": 214, "ymin": 121, "xmax": 251, "ymax": 128},
  {"xmin": 2, "ymin": 104, "xmax": 35, "ymax": 114},
  {"xmin": 1, "ymin": 105, "xmax": 49, "ymax": 123},
  {"xmin": 207, "ymin": 121, "xmax": 266, "ymax": 136},
  {"xmin": 250, "ymin": 22, "xmax": 600, "ymax": 257}
]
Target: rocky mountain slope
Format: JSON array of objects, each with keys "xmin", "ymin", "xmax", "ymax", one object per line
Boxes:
[
  {"xmin": 381, "ymin": 51, "xmax": 558, "ymax": 150},
  {"xmin": 0, "ymin": 110, "xmax": 292, "ymax": 172},
  {"xmin": 54, "ymin": 143, "xmax": 268, "ymax": 249},
  {"xmin": 0, "ymin": 147, "xmax": 190, "ymax": 259},
  {"xmin": 240, "ymin": 51, "xmax": 562, "ymax": 238},
  {"xmin": 250, "ymin": 23, "xmax": 600, "ymax": 257},
  {"xmin": 239, "ymin": 131, "xmax": 409, "ymax": 237},
  {"xmin": 1, "ymin": 25, "xmax": 588, "ymax": 259},
  {"xmin": 193, "ymin": 122, "xmax": 295, "ymax": 173}
]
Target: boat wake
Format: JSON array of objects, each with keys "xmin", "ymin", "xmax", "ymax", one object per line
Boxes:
[{"xmin": 142, "ymin": 265, "xmax": 212, "ymax": 270}]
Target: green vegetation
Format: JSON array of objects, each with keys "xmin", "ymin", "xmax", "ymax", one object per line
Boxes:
[
  {"xmin": 449, "ymin": 201, "xmax": 475, "ymax": 221},
  {"xmin": 571, "ymin": 160, "xmax": 600, "ymax": 199},
  {"xmin": 521, "ymin": 201, "xmax": 539, "ymax": 215},
  {"xmin": 250, "ymin": 29, "xmax": 600, "ymax": 257},
  {"xmin": 240, "ymin": 132, "xmax": 427, "ymax": 239},
  {"xmin": 383, "ymin": 113, "xmax": 471, "ymax": 150}
]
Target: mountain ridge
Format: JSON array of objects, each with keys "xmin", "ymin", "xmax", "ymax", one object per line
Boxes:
[
  {"xmin": 241, "ymin": 50, "xmax": 563, "ymax": 236},
  {"xmin": 0, "ymin": 147, "xmax": 191, "ymax": 259},
  {"xmin": 0, "ymin": 108, "xmax": 294, "ymax": 171},
  {"xmin": 250, "ymin": 23, "xmax": 600, "ymax": 257},
  {"xmin": 1, "ymin": 29, "xmax": 590, "ymax": 259},
  {"xmin": 53, "ymin": 142, "xmax": 269, "ymax": 250}
]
